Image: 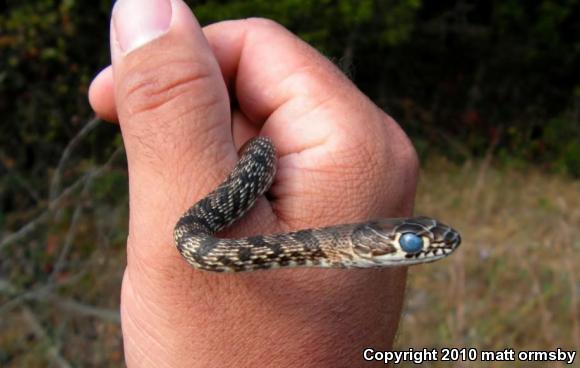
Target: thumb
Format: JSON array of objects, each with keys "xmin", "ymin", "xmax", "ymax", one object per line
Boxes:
[{"xmin": 111, "ymin": 0, "xmax": 235, "ymax": 252}]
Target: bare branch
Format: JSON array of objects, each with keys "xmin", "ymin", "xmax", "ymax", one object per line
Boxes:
[
  {"xmin": 0, "ymin": 147, "xmax": 123, "ymax": 251},
  {"xmin": 49, "ymin": 116, "xmax": 101, "ymax": 201},
  {"xmin": 0, "ymin": 275, "xmax": 120, "ymax": 324},
  {"xmin": 0, "ymin": 270, "xmax": 88, "ymax": 315},
  {"xmin": 46, "ymin": 295, "xmax": 120, "ymax": 324},
  {"xmin": 48, "ymin": 174, "xmax": 94, "ymax": 283},
  {"xmin": 21, "ymin": 306, "xmax": 73, "ymax": 368}
]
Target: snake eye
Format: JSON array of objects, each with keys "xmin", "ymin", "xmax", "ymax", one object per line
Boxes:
[{"xmin": 399, "ymin": 233, "xmax": 424, "ymax": 253}]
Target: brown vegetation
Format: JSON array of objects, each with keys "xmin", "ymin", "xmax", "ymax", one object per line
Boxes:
[{"xmin": 398, "ymin": 157, "xmax": 580, "ymax": 367}]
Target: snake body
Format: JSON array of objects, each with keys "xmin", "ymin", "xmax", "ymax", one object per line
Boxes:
[{"xmin": 174, "ymin": 137, "xmax": 460, "ymax": 272}]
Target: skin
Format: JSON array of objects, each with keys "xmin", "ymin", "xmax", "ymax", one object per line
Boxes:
[{"xmin": 89, "ymin": 0, "xmax": 419, "ymax": 366}]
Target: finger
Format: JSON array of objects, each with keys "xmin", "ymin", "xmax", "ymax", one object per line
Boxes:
[
  {"xmin": 109, "ymin": 0, "xmax": 249, "ymax": 365},
  {"xmin": 88, "ymin": 65, "xmax": 118, "ymax": 122},
  {"xmin": 111, "ymin": 0, "xmax": 237, "ymax": 252},
  {"xmin": 205, "ymin": 19, "xmax": 419, "ymax": 224}
]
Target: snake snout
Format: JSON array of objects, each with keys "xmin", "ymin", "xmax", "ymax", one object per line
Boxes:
[{"xmin": 442, "ymin": 228, "xmax": 461, "ymax": 251}]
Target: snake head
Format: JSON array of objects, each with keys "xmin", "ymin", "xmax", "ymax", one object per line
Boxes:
[{"xmin": 350, "ymin": 217, "xmax": 461, "ymax": 267}]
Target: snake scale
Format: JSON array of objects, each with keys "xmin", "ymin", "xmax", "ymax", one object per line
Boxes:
[{"xmin": 174, "ymin": 137, "xmax": 461, "ymax": 272}]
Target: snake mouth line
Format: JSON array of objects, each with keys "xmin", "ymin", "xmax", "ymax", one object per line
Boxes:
[{"xmin": 399, "ymin": 253, "xmax": 451, "ymax": 265}]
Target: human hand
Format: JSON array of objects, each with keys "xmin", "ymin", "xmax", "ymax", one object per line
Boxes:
[{"xmin": 89, "ymin": 0, "xmax": 419, "ymax": 366}]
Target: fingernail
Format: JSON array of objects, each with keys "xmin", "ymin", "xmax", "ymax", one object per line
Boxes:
[{"xmin": 112, "ymin": 0, "xmax": 172, "ymax": 53}]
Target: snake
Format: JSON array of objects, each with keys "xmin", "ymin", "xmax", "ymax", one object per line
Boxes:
[{"xmin": 174, "ymin": 137, "xmax": 461, "ymax": 272}]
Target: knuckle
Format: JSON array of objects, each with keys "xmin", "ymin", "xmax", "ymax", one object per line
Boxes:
[
  {"xmin": 377, "ymin": 114, "xmax": 420, "ymax": 210},
  {"xmin": 380, "ymin": 113, "xmax": 420, "ymax": 176},
  {"xmin": 119, "ymin": 57, "xmax": 218, "ymax": 117},
  {"xmin": 394, "ymin": 137, "xmax": 420, "ymax": 177},
  {"xmin": 351, "ymin": 113, "xmax": 420, "ymax": 213}
]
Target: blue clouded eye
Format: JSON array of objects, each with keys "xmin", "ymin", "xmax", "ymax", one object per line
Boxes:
[{"xmin": 399, "ymin": 233, "xmax": 423, "ymax": 253}]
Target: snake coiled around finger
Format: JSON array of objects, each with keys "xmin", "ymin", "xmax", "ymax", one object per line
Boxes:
[{"xmin": 173, "ymin": 137, "xmax": 460, "ymax": 272}]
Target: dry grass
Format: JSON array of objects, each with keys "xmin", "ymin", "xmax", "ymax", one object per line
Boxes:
[{"xmin": 397, "ymin": 157, "xmax": 580, "ymax": 367}]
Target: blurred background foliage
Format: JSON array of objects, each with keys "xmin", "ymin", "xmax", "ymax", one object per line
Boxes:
[
  {"xmin": 1, "ymin": 0, "xmax": 579, "ymax": 366},
  {"xmin": 2, "ymin": 1, "xmax": 580, "ymax": 200}
]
